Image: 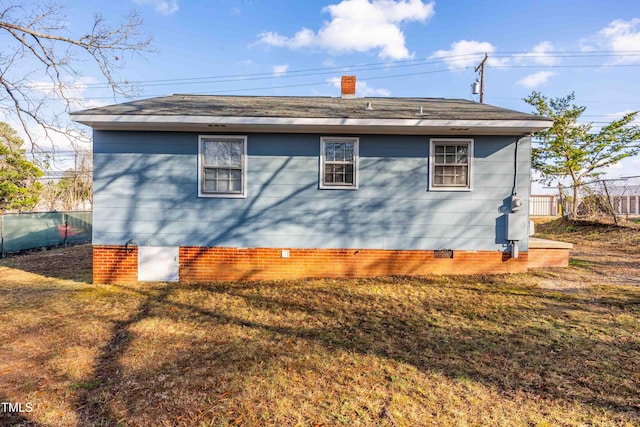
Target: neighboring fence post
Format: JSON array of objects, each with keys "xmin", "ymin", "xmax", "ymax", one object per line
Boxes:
[
  {"xmin": 63, "ymin": 213, "xmax": 69, "ymax": 248},
  {"xmin": 602, "ymin": 181, "xmax": 618, "ymax": 225},
  {"xmin": 558, "ymin": 183, "xmax": 565, "ymax": 218}
]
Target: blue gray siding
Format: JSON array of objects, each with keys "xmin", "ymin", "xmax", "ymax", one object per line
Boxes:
[{"xmin": 93, "ymin": 131, "xmax": 531, "ymax": 251}]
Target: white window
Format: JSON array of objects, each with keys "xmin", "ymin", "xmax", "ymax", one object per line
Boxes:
[
  {"xmin": 320, "ymin": 137, "xmax": 359, "ymax": 189},
  {"xmin": 198, "ymin": 135, "xmax": 247, "ymax": 198},
  {"xmin": 429, "ymin": 138, "xmax": 473, "ymax": 191}
]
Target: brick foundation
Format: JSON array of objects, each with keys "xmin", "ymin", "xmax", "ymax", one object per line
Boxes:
[
  {"xmin": 528, "ymin": 248, "xmax": 570, "ymax": 268},
  {"xmin": 93, "ymin": 245, "xmax": 138, "ymax": 284},
  {"xmin": 92, "ymin": 245, "xmax": 529, "ymax": 283}
]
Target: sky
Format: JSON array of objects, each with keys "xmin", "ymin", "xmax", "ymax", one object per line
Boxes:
[{"xmin": 12, "ymin": 0, "xmax": 640, "ymax": 188}]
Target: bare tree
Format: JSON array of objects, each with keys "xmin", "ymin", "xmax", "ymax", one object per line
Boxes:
[
  {"xmin": 57, "ymin": 148, "xmax": 92, "ymax": 210},
  {"xmin": 39, "ymin": 179, "xmax": 60, "ymax": 211},
  {"xmin": 0, "ymin": 2, "xmax": 153, "ymax": 151}
]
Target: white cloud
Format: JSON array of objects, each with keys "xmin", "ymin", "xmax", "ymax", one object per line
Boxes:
[
  {"xmin": 134, "ymin": 0, "xmax": 179, "ymax": 15},
  {"xmin": 599, "ymin": 18, "xmax": 640, "ymax": 58},
  {"xmin": 6, "ymin": 116, "xmax": 91, "ymax": 171},
  {"xmin": 600, "ymin": 154, "xmax": 640, "ymax": 180},
  {"xmin": 429, "ymin": 40, "xmax": 509, "ymax": 70},
  {"xmin": 517, "ymin": 71, "xmax": 555, "ymax": 88},
  {"xmin": 605, "ymin": 110, "xmax": 640, "ymax": 125},
  {"xmin": 518, "ymin": 41, "xmax": 558, "ymax": 66},
  {"xmin": 272, "ymin": 64, "xmax": 289, "ymax": 76},
  {"xmin": 584, "ymin": 18, "xmax": 640, "ymax": 64},
  {"xmin": 257, "ymin": 0, "xmax": 435, "ymax": 59},
  {"xmin": 357, "ymin": 81, "xmax": 392, "ymax": 97},
  {"xmin": 25, "ymin": 76, "xmax": 108, "ymax": 110},
  {"xmin": 259, "ymin": 29, "xmax": 315, "ymax": 48},
  {"xmin": 431, "ymin": 40, "xmax": 560, "ymax": 72},
  {"xmin": 327, "ymin": 77, "xmax": 391, "ymax": 96}
]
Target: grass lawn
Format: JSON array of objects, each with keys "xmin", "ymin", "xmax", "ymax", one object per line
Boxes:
[{"xmin": 0, "ymin": 221, "xmax": 639, "ymax": 426}]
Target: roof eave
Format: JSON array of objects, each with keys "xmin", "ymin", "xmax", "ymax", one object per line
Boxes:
[{"xmin": 70, "ymin": 114, "xmax": 553, "ymax": 136}]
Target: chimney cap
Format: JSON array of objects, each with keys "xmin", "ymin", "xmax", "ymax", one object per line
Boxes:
[{"xmin": 341, "ymin": 75, "xmax": 356, "ymax": 99}]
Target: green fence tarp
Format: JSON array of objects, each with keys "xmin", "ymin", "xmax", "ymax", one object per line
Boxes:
[{"xmin": 1, "ymin": 211, "xmax": 92, "ymax": 255}]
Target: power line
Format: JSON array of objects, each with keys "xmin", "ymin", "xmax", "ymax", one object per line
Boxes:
[
  {"xmin": 488, "ymin": 96, "xmax": 640, "ymax": 105},
  {"xmin": 71, "ymin": 50, "xmax": 640, "ymax": 89},
  {"xmin": 15, "ymin": 49, "xmax": 640, "ymax": 104},
  {"xmin": 489, "ymin": 64, "xmax": 640, "ymax": 69},
  {"xmin": 30, "ymin": 50, "xmax": 639, "ymax": 97},
  {"xmin": 38, "ymin": 62, "xmax": 640, "ymax": 102},
  {"xmin": 32, "ymin": 65, "xmax": 473, "ymax": 100},
  {"xmin": 67, "ymin": 54, "xmax": 488, "ymax": 91}
]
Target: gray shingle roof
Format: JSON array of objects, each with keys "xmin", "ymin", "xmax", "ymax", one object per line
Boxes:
[{"xmin": 72, "ymin": 94, "xmax": 547, "ymax": 122}]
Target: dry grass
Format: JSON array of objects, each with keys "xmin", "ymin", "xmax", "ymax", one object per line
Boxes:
[
  {"xmin": 533, "ymin": 217, "xmax": 640, "ymax": 287},
  {"xmin": 0, "ymin": 227, "xmax": 638, "ymax": 426}
]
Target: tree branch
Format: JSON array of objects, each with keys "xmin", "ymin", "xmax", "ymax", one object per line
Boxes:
[{"xmin": 0, "ymin": 3, "xmax": 153, "ymax": 152}]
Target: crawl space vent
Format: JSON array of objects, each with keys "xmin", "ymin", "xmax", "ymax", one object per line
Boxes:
[{"xmin": 434, "ymin": 249, "xmax": 454, "ymax": 259}]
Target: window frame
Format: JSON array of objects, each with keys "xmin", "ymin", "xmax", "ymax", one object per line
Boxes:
[
  {"xmin": 429, "ymin": 138, "xmax": 474, "ymax": 192},
  {"xmin": 319, "ymin": 136, "xmax": 359, "ymax": 190},
  {"xmin": 198, "ymin": 135, "xmax": 248, "ymax": 198}
]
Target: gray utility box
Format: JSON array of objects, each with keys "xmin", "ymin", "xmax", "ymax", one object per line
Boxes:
[{"xmin": 506, "ymin": 213, "xmax": 528, "ymax": 241}]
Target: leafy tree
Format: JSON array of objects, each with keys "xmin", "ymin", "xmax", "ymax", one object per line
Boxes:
[
  {"xmin": 524, "ymin": 92, "xmax": 640, "ymax": 218},
  {"xmin": 0, "ymin": 2, "xmax": 152, "ymax": 150},
  {"xmin": 0, "ymin": 122, "xmax": 43, "ymax": 212}
]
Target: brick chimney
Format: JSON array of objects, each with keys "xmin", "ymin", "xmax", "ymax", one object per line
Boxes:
[{"xmin": 341, "ymin": 75, "xmax": 356, "ymax": 98}]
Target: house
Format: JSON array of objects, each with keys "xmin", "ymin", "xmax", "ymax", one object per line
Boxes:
[{"xmin": 71, "ymin": 76, "xmax": 571, "ymax": 284}]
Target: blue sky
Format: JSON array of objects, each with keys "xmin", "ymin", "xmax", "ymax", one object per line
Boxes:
[{"xmin": 30, "ymin": 0, "xmax": 640, "ymax": 182}]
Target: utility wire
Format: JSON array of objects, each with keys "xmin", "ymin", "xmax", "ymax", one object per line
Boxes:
[
  {"xmin": 18, "ymin": 48, "xmax": 640, "ymax": 104},
  {"xmin": 489, "ymin": 64, "xmax": 640, "ymax": 69},
  {"xmin": 71, "ymin": 50, "xmax": 640, "ymax": 89},
  {"xmin": 32, "ymin": 61, "xmax": 640, "ymax": 102}
]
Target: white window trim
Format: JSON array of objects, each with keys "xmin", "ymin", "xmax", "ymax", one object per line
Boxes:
[
  {"xmin": 319, "ymin": 136, "xmax": 359, "ymax": 190},
  {"xmin": 198, "ymin": 135, "xmax": 248, "ymax": 198},
  {"xmin": 429, "ymin": 138, "xmax": 474, "ymax": 192}
]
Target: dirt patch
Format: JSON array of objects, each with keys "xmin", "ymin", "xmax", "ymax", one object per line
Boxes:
[
  {"xmin": 1, "ymin": 244, "xmax": 92, "ymax": 283},
  {"xmin": 533, "ymin": 218, "xmax": 640, "ymax": 286}
]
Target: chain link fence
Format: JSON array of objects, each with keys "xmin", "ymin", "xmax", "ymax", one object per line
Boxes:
[
  {"xmin": 559, "ymin": 176, "xmax": 640, "ymax": 223},
  {"xmin": 0, "ymin": 211, "xmax": 92, "ymax": 257}
]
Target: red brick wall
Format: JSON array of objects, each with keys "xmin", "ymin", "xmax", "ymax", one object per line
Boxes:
[
  {"xmin": 178, "ymin": 247, "xmax": 528, "ymax": 282},
  {"xmin": 92, "ymin": 245, "xmax": 530, "ymax": 283},
  {"xmin": 91, "ymin": 244, "xmax": 576, "ymax": 283},
  {"xmin": 93, "ymin": 245, "xmax": 138, "ymax": 284},
  {"xmin": 528, "ymin": 248, "xmax": 570, "ymax": 268}
]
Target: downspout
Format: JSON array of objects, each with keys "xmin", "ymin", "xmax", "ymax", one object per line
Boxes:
[{"xmin": 511, "ymin": 137, "xmax": 520, "ymax": 198}]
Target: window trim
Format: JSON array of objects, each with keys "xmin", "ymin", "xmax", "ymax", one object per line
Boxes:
[
  {"xmin": 429, "ymin": 138, "xmax": 474, "ymax": 192},
  {"xmin": 319, "ymin": 136, "xmax": 359, "ymax": 190},
  {"xmin": 198, "ymin": 135, "xmax": 248, "ymax": 198}
]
